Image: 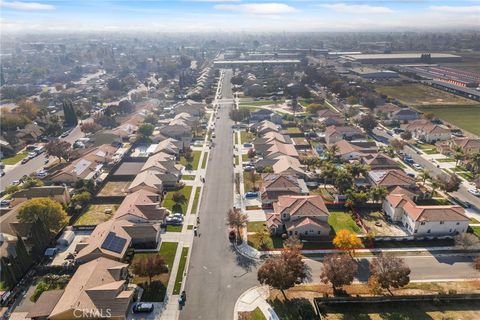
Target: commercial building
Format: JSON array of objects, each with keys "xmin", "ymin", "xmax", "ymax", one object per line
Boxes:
[{"xmin": 343, "ymin": 53, "xmax": 462, "ymax": 65}]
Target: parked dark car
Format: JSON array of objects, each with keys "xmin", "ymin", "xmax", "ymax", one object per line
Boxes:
[
  {"xmin": 245, "ymin": 192, "xmax": 258, "ymax": 198},
  {"xmin": 133, "ymin": 303, "xmax": 154, "ymax": 313}
]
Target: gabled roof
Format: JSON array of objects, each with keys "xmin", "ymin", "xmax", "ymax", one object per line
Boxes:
[
  {"xmin": 141, "ymin": 152, "xmax": 179, "ymax": 174},
  {"xmin": 325, "ymin": 125, "xmax": 362, "ymax": 138},
  {"xmin": 272, "ymin": 155, "xmax": 306, "ymax": 175},
  {"xmin": 369, "ymin": 169, "xmax": 416, "ymax": 187},
  {"xmin": 114, "ymin": 189, "xmax": 169, "ymax": 222},
  {"xmin": 361, "ymin": 153, "xmax": 399, "ymax": 168},
  {"xmin": 266, "ymin": 140, "xmax": 299, "ymax": 158},
  {"xmin": 335, "ymin": 140, "xmax": 377, "ymax": 156},
  {"xmin": 48, "ymin": 258, "xmax": 132, "ymax": 319},
  {"xmin": 274, "ymin": 195, "xmax": 329, "ymax": 218},
  {"xmin": 317, "ymin": 109, "xmax": 340, "ymax": 118},
  {"xmin": 285, "ymin": 216, "xmax": 330, "ymax": 231},
  {"xmin": 128, "ymin": 170, "xmax": 163, "ymax": 192},
  {"xmin": 386, "ymin": 193, "xmax": 468, "ymax": 222}
]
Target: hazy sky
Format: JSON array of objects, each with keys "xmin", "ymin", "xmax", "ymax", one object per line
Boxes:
[{"xmin": 1, "ymin": 0, "xmax": 479, "ymax": 33}]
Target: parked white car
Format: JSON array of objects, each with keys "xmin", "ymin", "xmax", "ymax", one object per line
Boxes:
[{"xmin": 468, "ymin": 188, "xmax": 480, "ymax": 197}]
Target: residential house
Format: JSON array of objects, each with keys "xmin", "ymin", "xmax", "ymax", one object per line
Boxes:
[
  {"xmin": 50, "ymin": 158, "xmax": 103, "ymax": 183},
  {"xmin": 317, "ymin": 109, "xmax": 340, "ymax": 119},
  {"xmin": 15, "ymin": 124, "xmax": 44, "ymax": 145},
  {"xmin": 324, "ymin": 125, "xmax": 364, "ymax": 144},
  {"xmin": 251, "ymin": 109, "xmax": 274, "ymax": 122},
  {"xmin": 127, "ymin": 170, "xmax": 164, "ymax": 194},
  {"xmin": 253, "ymin": 132, "xmax": 292, "ymax": 156},
  {"xmin": 367, "ymin": 169, "xmax": 417, "ymax": 191},
  {"xmin": 376, "ymin": 103, "xmax": 401, "ymax": 118},
  {"xmin": 334, "ymin": 140, "xmax": 377, "ymax": 160},
  {"xmin": 173, "ymin": 99, "xmax": 204, "ymax": 117},
  {"xmin": 147, "ymin": 138, "xmax": 181, "ymax": 156},
  {"xmin": 0, "ymin": 139, "xmax": 15, "ymax": 157},
  {"xmin": 272, "ymin": 155, "xmax": 307, "ymax": 178},
  {"xmin": 159, "ymin": 122, "xmax": 192, "ymax": 149},
  {"xmin": 260, "ymin": 174, "xmax": 306, "ymax": 207},
  {"xmin": 251, "ymin": 120, "xmax": 280, "ymax": 136},
  {"xmin": 140, "ymin": 152, "xmax": 182, "ymax": 187},
  {"xmin": 266, "ymin": 195, "xmax": 331, "ymax": 237},
  {"xmin": 29, "ymin": 258, "xmax": 134, "ymax": 320},
  {"xmin": 436, "ymin": 138, "xmax": 480, "ymax": 156},
  {"xmin": 109, "ymin": 123, "xmax": 138, "ymax": 142},
  {"xmin": 113, "ymin": 189, "xmax": 169, "ymax": 224},
  {"xmin": 11, "ymin": 186, "xmax": 70, "ymax": 207},
  {"xmin": 361, "ymin": 153, "xmax": 400, "ymax": 170},
  {"xmin": 265, "ymin": 140, "xmax": 299, "ymax": 159},
  {"xmin": 383, "ymin": 192, "xmax": 469, "ymax": 236},
  {"xmin": 404, "ymin": 120, "xmax": 451, "ymax": 143},
  {"xmin": 391, "ymin": 108, "xmax": 419, "ymax": 122}
]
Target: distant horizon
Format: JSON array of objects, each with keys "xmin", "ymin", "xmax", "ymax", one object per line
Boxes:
[{"xmin": 1, "ymin": 0, "xmax": 479, "ymax": 33}]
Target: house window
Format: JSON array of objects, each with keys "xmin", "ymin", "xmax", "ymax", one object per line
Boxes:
[
  {"xmin": 414, "ymin": 230, "xmax": 417, "ymax": 233},
  {"xmin": 283, "ymin": 214, "xmax": 287, "ymax": 219},
  {"xmin": 421, "ymin": 222, "xmax": 425, "ymax": 225},
  {"xmin": 318, "ymin": 231, "xmax": 321, "ymax": 235},
  {"xmin": 427, "ymin": 229, "xmax": 431, "ymax": 233},
  {"xmin": 449, "ymin": 229, "xmax": 452, "ymax": 233},
  {"xmin": 294, "ymin": 231, "xmax": 298, "ymax": 235},
  {"xmin": 456, "ymin": 222, "xmax": 460, "ymax": 225},
  {"xmin": 440, "ymin": 221, "xmax": 444, "ymax": 225}
]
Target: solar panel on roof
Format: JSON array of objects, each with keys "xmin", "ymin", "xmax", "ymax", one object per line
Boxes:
[{"xmin": 101, "ymin": 232, "xmax": 127, "ymax": 253}]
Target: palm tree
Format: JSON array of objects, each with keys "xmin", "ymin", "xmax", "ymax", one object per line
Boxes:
[
  {"xmin": 325, "ymin": 144, "xmax": 339, "ymax": 162},
  {"xmin": 346, "ymin": 163, "xmax": 369, "ymax": 179},
  {"xmin": 320, "ymin": 163, "xmax": 338, "ymax": 188},
  {"xmin": 430, "ymin": 180, "xmax": 440, "ymax": 198},
  {"xmin": 369, "ymin": 186, "xmax": 388, "ymax": 203},
  {"xmin": 418, "ymin": 169, "xmax": 431, "ymax": 186},
  {"xmin": 467, "ymin": 152, "xmax": 480, "ymax": 174}
]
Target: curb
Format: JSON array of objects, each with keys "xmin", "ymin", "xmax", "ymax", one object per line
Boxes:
[
  {"xmin": 233, "ymin": 241, "xmax": 263, "ymax": 261},
  {"xmin": 233, "ymin": 286, "xmax": 279, "ymax": 320}
]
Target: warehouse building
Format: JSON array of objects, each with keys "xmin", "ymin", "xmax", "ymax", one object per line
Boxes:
[
  {"xmin": 343, "ymin": 53, "xmax": 462, "ymax": 65},
  {"xmin": 350, "ymin": 67, "xmax": 399, "ymax": 79}
]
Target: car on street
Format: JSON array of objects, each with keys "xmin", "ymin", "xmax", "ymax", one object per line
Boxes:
[
  {"xmin": 406, "ymin": 173, "xmax": 416, "ymax": 178},
  {"xmin": 403, "ymin": 157, "xmax": 414, "ymax": 164},
  {"xmin": 412, "ymin": 163, "xmax": 422, "ymax": 170},
  {"xmin": 133, "ymin": 303, "xmax": 154, "ymax": 313},
  {"xmin": 36, "ymin": 170, "xmax": 48, "ymax": 178},
  {"xmin": 243, "ymin": 165, "xmax": 255, "ymax": 172},
  {"xmin": 245, "ymin": 192, "xmax": 258, "ymax": 198},
  {"xmin": 0, "ymin": 200, "xmax": 11, "ymax": 207},
  {"xmin": 468, "ymin": 188, "xmax": 480, "ymax": 197},
  {"xmin": 21, "ymin": 157, "xmax": 29, "ymax": 164}
]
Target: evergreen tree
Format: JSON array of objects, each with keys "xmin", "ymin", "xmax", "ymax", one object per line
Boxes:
[
  {"xmin": 15, "ymin": 235, "xmax": 33, "ymax": 272},
  {"xmin": 62, "ymin": 100, "xmax": 78, "ymax": 126}
]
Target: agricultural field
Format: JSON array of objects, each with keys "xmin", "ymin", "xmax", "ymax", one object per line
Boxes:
[
  {"xmin": 375, "ymin": 84, "xmax": 477, "ymax": 106},
  {"xmin": 417, "ymin": 105, "xmax": 480, "ymax": 136}
]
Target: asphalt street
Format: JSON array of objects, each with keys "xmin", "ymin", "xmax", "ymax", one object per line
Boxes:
[
  {"xmin": 372, "ymin": 128, "xmax": 480, "ymax": 208},
  {"xmin": 180, "ymin": 70, "xmax": 259, "ymax": 320},
  {"xmin": 0, "ymin": 125, "xmax": 85, "ymax": 192},
  {"xmin": 306, "ymin": 253, "xmax": 478, "ymax": 283}
]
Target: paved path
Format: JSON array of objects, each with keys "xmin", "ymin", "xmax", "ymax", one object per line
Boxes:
[{"xmin": 180, "ymin": 70, "xmax": 259, "ymax": 320}]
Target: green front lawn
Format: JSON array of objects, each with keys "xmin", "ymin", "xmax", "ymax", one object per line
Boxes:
[
  {"xmin": 285, "ymin": 127, "xmax": 302, "ymax": 134},
  {"xmin": 191, "ymin": 187, "xmax": 201, "ymax": 214},
  {"xmin": 162, "ymin": 186, "xmax": 193, "ymax": 215},
  {"xmin": 2, "ymin": 152, "xmax": 28, "ymax": 165},
  {"xmin": 248, "ymin": 233, "xmax": 283, "ymax": 250},
  {"xmin": 130, "ymin": 242, "xmax": 178, "ymax": 302},
  {"xmin": 240, "ymin": 99, "xmax": 284, "ymax": 106},
  {"xmin": 166, "ymin": 225, "xmax": 182, "ymax": 232},
  {"xmin": 328, "ymin": 211, "xmax": 362, "ymax": 234},
  {"xmin": 201, "ymin": 152, "xmax": 208, "ymax": 169},
  {"xmin": 173, "ymin": 247, "xmax": 189, "ymax": 295},
  {"xmin": 182, "ymin": 175, "xmax": 195, "ymax": 180},
  {"xmin": 472, "ymin": 226, "xmax": 480, "ymax": 238},
  {"xmin": 179, "ymin": 150, "xmax": 201, "ymax": 170}
]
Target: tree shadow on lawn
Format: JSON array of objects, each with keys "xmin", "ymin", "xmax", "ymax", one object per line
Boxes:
[
  {"xmin": 269, "ymin": 297, "xmax": 317, "ymax": 320},
  {"xmin": 138, "ymin": 280, "xmax": 167, "ymax": 302},
  {"xmin": 355, "ymin": 257, "xmax": 371, "ymax": 282}
]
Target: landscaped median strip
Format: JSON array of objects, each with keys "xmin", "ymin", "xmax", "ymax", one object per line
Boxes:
[
  {"xmin": 173, "ymin": 247, "xmax": 189, "ymax": 295},
  {"xmin": 201, "ymin": 152, "xmax": 209, "ymax": 169},
  {"xmin": 190, "ymin": 187, "xmax": 201, "ymax": 214}
]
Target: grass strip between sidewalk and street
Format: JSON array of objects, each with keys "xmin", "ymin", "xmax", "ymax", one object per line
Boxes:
[
  {"xmin": 173, "ymin": 247, "xmax": 189, "ymax": 295},
  {"xmin": 201, "ymin": 152, "xmax": 208, "ymax": 169},
  {"xmin": 191, "ymin": 187, "xmax": 201, "ymax": 214}
]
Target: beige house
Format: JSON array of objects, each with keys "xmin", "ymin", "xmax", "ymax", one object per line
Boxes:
[
  {"xmin": 260, "ymin": 174, "xmax": 305, "ymax": 207},
  {"xmin": 325, "ymin": 125, "xmax": 364, "ymax": 144},
  {"xmin": 29, "ymin": 258, "xmax": 133, "ymax": 320},
  {"xmin": 76, "ymin": 190, "xmax": 166, "ymax": 263},
  {"xmin": 128, "ymin": 170, "xmax": 164, "ymax": 194},
  {"xmin": 436, "ymin": 138, "xmax": 480, "ymax": 156},
  {"xmin": 148, "ymin": 138, "xmax": 181, "ymax": 156},
  {"xmin": 368, "ymin": 169, "xmax": 417, "ymax": 191},
  {"xmin": 267, "ymin": 195, "xmax": 331, "ymax": 237},
  {"xmin": 140, "ymin": 152, "xmax": 182, "ymax": 187},
  {"xmin": 11, "ymin": 186, "xmax": 70, "ymax": 207},
  {"xmin": 334, "ymin": 140, "xmax": 377, "ymax": 160},
  {"xmin": 383, "ymin": 192, "xmax": 469, "ymax": 236}
]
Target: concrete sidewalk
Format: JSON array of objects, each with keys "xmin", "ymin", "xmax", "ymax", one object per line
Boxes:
[{"xmin": 234, "ymin": 286, "xmax": 279, "ymax": 320}]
